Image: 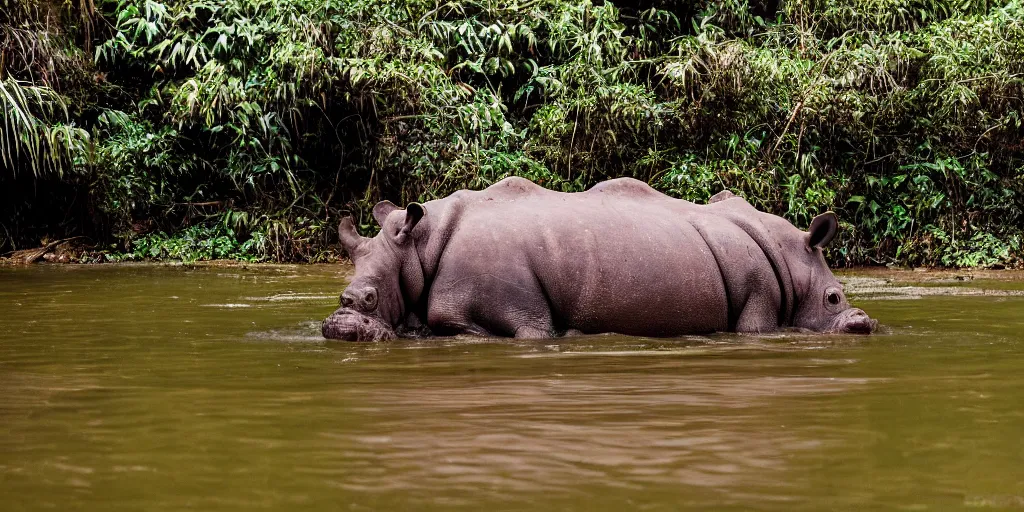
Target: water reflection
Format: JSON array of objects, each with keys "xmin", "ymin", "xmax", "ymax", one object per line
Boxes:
[{"xmin": 320, "ymin": 367, "xmax": 875, "ymax": 503}]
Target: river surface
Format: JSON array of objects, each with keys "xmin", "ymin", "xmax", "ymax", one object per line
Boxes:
[{"xmin": 1, "ymin": 264, "xmax": 1023, "ymax": 511}]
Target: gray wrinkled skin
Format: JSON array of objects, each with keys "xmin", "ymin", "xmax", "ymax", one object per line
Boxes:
[
  {"xmin": 322, "ymin": 177, "xmax": 877, "ymax": 341},
  {"xmin": 321, "ymin": 308, "xmax": 396, "ymax": 341}
]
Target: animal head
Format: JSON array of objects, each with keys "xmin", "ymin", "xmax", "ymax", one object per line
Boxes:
[
  {"xmin": 791, "ymin": 212, "xmax": 876, "ymax": 334},
  {"xmin": 321, "ymin": 201, "xmax": 426, "ymax": 341}
]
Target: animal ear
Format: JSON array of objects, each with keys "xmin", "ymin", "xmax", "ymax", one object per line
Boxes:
[
  {"xmin": 709, "ymin": 190, "xmax": 737, "ymax": 204},
  {"xmin": 337, "ymin": 215, "xmax": 365, "ymax": 257},
  {"xmin": 395, "ymin": 203, "xmax": 425, "ymax": 244},
  {"xmin": 372, "ymin": 200, "xmax": 398, "ymax": 226},
  {"xmin": 807, "ymin": 212, "xmax": 839, "ymax": 249}
]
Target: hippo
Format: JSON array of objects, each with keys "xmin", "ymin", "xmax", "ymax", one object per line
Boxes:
[{"xmin": 322, "ymin": 177, "xmax": 876, "ymax": 341}]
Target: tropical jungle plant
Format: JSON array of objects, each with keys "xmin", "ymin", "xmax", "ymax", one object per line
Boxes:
[{"xmin": 1, "ymin": 0, "xmax": 1022, "ymax": 266}]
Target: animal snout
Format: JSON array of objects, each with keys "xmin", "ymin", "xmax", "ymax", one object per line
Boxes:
[
  {"xmin": 340, "ymin": 286, "xmax": 378, "ymax": 312},
  {"xmin": 842, "ymin": 308, "xmax": 877, "ymax": 334}
]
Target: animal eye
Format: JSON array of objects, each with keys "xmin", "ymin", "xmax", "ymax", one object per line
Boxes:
[{"xmin": 827, "ymin": 292, "xmax": 841, "ymax": 305}]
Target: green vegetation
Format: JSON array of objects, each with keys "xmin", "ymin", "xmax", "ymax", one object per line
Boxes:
[{"xmin": 2, "ymin": 0, "xmax": 1022, "ymax": 266}]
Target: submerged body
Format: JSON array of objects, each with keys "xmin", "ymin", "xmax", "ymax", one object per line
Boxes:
[{"xmin": 322, "ymin": 177, "xmax": 875, "ymax": 341}]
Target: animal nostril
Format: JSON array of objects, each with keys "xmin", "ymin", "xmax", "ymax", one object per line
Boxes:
[{"xmin": 341, "ymin": 295, "xmax": 354, "ymax": 307}]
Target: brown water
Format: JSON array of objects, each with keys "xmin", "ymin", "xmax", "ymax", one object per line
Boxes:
[{"xmin": 1, "ymin": 264, "xmax": 1023, "ymax": 511}]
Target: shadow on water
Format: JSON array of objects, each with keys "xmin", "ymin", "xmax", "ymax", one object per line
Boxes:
[{"xmin": 1, "ymin": 264, "xmax": 1023, "ymax": 511}]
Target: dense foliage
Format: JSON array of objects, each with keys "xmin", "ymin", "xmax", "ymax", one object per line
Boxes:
[{"xmin": 2, "ymin": 0, "xmax": 1023, "ymax": 265}]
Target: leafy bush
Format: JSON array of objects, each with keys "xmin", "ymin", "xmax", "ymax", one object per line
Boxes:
[
  {"xmin": 1, "ymin": 0, "xmax": 1022, "ymax": 266},
  {"xmin": 122, "ymin": 222, "xmax": 265, "ymax": 262}
]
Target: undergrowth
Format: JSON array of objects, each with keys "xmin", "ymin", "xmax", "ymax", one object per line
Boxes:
[{"xmin": 1, "ymin": 0, "xmax": 1022, "ymax": 266}]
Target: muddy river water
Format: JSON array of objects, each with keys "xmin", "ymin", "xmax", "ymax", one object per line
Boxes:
[{"xmin": 1, "ymin": 264, "xmax": 1022, "ymax": 511}]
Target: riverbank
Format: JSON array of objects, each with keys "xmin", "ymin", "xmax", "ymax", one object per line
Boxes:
[
  {"xmin": 840, "ymin": 267, "xmax": 1024, "ymax": 283},
  {"xmin": 5, "ymin": 255, "xmax": 1024, "ymax": 287},
  {"xmin": 0, "ymin": 239, "xmax": 342, "ymax": 266}
]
